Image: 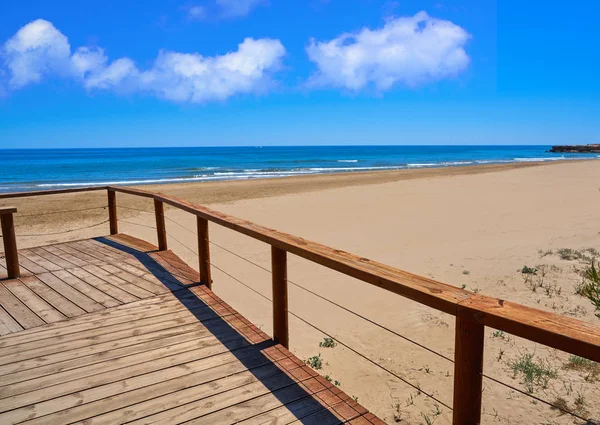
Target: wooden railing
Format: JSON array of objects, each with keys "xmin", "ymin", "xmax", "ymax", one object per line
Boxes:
[{"xmin": 1, "ymin": 186, "xmax": 599, "ymax": 425}]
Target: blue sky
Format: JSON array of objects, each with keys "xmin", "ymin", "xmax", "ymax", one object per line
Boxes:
[{"xmin": 0, "ymin": 0, "xmax": 598, "ymax": 148}]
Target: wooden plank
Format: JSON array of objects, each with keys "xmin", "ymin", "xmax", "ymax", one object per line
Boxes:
[
  {"xmin": 183, "ymin": 378, "xmax": 327, "ymax": 425},
  {"xmin": 81, "ymin": 265, "xmax": 154, "ymax": 299},
  {"xmin": 0, "ymin": 305, "xmax": 22, "ymax": 334},
  {"xmin": 236, "ymin": 382, "xmax": 337, "ymax": 425},
  {"xmin": 106, "ymin": 233, "xmax": 158, "ymax": 253},
  {"xmin": 76, "ymin": 240, "xmax": 129, "ymax": 262},
  {"xmin": 51, "ymin": 270, "xmax": 121, "ymax": 308},
  {"xmin": 0, "ymin": 320, "xmax": 226, "ymax": 377},
  {"xmin": 36, "ymin": 272, "xmax": 103, "ymax": 314},
  {"xmin": 3, "ymin": 279, "xmax": 65, "ymax": 324},
  {"xmin": 50, "ymin": 361, "xmax": 295, "ymax": 425},
  {"xmin": 0, "ymin": 304, "xmax": 219, "ymax": 360},
  {"xmin": 109, "ymin": 260, "xmax": 182, "ymax": 289},
  {"xmin": 16, "ymin": 256, "xmax": 48, "ymax": 275},
  {"xmin": 124, "ymin": 256, "xmax": 191, "ymax": 287},
  {"xmin": 42, "ymin": 245, "xmax": 88, "ymax": 267},
  {"xmin": 20, "ymin": 275, "xmax": 86, "ymax": 318},
  {"xmin": 0, "ymin": 340, "xmax": 257, "ymax": 412},
  {"xmin": 0, "ymin": 291, "xmax": 196, "ymax": 347},
  {"xmin": 19, "ymin": 249, "xmax": 62, "ymax": 272},
  {"xmin": 0, "ymin": 332, "xmax": 249, "ymax": 401},
  {"xmin": 0, "ymin": 341, "xmax": 282, "ymax": 424},
  {"xmin": 0, "ymin": 283, "xmax": 44, "ymax": 329},
  {"xmin": 67, "ymin": 267, "xmax": 138, "ymax": 304},
  {"xmin": 95, "ymin": 264, "xmax": 168, "ymax": 295},
  {"xmin": 147, "ymin": 253, "xmax": 195, "ymax": 285},
  {"xmin": 152, "ymin": 250, "xmax": 199, "ymax": 282},
  {"xmin": 457, "ymin": 294, "xmax": 600, "ymax": 363},
  {"xmin": 123, "ymin": 364, "xmax": 308, "ymax": 425},
  {"xmin": 0, "ymin": 327, "xmax": 220, "ymax": 389},
  {"xmin": 30, "ymin": 247, "xmax": 78, "ymax": 269},
  {"xmin": 52, "ymin": 243, "xmax": 103, "ymax": 265}
]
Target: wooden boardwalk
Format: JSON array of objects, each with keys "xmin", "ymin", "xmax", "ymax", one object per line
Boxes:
[{"xmin": 0, "ymin": 235, "xmax": 383, "ymax": 424}]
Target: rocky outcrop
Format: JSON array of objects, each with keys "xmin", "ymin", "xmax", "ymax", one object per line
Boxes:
[{"xmin": 549, "ymin": 144, "xmax": 600, "ymax": 153}]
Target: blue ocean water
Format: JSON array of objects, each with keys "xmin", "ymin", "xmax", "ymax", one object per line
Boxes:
[{"xmin": 0, "ymin": 146, "xmax": 597, "ymax": 193}]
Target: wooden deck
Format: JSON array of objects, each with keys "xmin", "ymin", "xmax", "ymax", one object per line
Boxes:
[{"xmin": 0, "ymin": 235, "xmax": 383, "ymax": 424}]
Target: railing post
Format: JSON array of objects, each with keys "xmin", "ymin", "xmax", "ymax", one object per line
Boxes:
[
  {"xmin": 107, "ymin": 189, "xmax": 118, "ymax": 235},
  {"xmin": 0, "ymin": 207, "xmax": 20, "ymax": 279},
  {"xmin": 154, "ymin": 200, "xmax": 167, "ymax": 251},
  {"xmin": 197, "ymin": 217, "xmax": 212, "ymax": 289},
  {"xmin": 452, "ymin": 313, "xmax": 485, "ymax": 425},
  {"xmin": 271, "ymin": 246, "xmax": 289, "ymax": 349}
]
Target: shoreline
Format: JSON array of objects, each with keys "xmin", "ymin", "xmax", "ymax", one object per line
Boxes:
[
  {"xmin": 2, "ymin": 154, "xmax": 598, "ymax": 195},
  {"xmin": 0, "ymin": 160, "xmax": 590, "ymax": 230}
]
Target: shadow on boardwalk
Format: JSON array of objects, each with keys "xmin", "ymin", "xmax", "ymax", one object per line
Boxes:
[{"xmin": 97, "ymin": 236, "xmax": 349, "ymax": 424}]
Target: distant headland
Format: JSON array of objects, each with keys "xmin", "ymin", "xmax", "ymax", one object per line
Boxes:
[{"xmin": 549, "ymin": 144, "xmax": 600, "ymax": 153}]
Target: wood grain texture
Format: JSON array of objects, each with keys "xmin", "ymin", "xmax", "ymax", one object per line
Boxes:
[
  {"xmin": 272, "ymin": 246, "xmax": 289, "ymax": 349},
  {"xmin": 452, "ymin": 314, "xmax": 484, "ymax": 425},
  {"xmin": 0, "ymin": 211, "xmax": 20, "ymax": 279}
]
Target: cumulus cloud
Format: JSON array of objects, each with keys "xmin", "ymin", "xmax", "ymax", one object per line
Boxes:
[
  {"xmin": 1, "ymin": 19, "xmax": 286, "ymax": 102},
  {"xmin": 306, "ymin": 11, "xmax": 470, "ymax": 91}
]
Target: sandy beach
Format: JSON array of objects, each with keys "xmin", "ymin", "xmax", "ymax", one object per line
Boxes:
[{"xmin": 2, "ymin": 159, "xmax": 600, "ymax": 424}]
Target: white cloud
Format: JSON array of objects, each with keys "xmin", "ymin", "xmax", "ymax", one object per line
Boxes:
[
  {"xmin": 216, "ymin": 0, "xmax": 265, "ymax": 18},
  {"xmin": 3, "ymin": 19, "xmax": 72, "ymax": 87},
  {"xmin": 306, "ymin": 11, "xmax": 470, "ymax": 91},
  {"xmin": 140, "ymin": 38, "xmax": 285, "ymax": 102},
  {"xmin": 1, "ymin": 19, "xmax": 286, "ymax": 103}
]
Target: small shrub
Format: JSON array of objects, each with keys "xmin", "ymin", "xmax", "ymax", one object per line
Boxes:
[
  {"xmin": 550, "ymin": 397, "xmax": 570, "ymax": 415},
  {"xmin": 492, "ymin": 330, "xmax": 505, "ymax": 339},
  {"xmin": 319, "ymin": 337, "xmax": 337, "ymax": 348},
  {"xmin": 577, "ymin": 261, "xmax": 600, "ymax": 318},
  {"xmin": 564, "ymin": 355, "xmax": 599, "ymax": 381},
  {"xmin": 511, "ymin": 353, "xmax": 557, "ymax": 393},
  {"xmin": 306, "ymin": 354, "xmax": 323, "ymax": 370},
  {"xmin": 557, "ymin": 248, "xmax": 598, "ymax": 263},
  {"xmin": 521, "ymin": 265, "xmax": 538, "ymax": 275},
  {"xmin": 462, "ymin": 270, "xmax": 470, "ymax": 275}
]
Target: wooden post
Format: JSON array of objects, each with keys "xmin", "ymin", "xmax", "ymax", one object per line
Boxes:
[
  {"xmin": 271, "ymin": 246, "xmax": 289, "ymax": 349},
  {"xmin": 452, "ymin": 314, "xmax": 485, "ymax": 425},
  {"xmin": 108, "ymin": 189, "xmax": 118, "ymax": 235},
  {"xmin": 154, "ymin": 200, "xmax": 167, "ymax": 251},
  {"xmin": 0, "ymin": 207, "xmax": 20, "ymax": 279},
  {"xmin": 197, "ymin": 216, "xmax": 211, "ymax": 289}
]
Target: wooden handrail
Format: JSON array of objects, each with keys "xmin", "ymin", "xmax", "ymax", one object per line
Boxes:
[{"xmin": 2, "ymin": 184, "xmax": 599, "ymax": 425}]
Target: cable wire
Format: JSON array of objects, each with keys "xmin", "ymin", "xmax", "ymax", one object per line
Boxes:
[
  {"xmin": 209, "ymin": 239, "xmax": 453, "ymax": 363},
  {"xmin": 208, "ymin": 240, "xmax": 591, "ymax": 421},
  {"xmin": 14, "ymin": 219, "xmax": 110, "ymax": 237},
  {"xmin": 17, "ymin": 206, "xmax": 108, "ymax": 218},
  {"xmin": 209, "ymin": 259, "xmax": 452, "ymax": 411},
  {"xmin": 100, "ymin": 215, "xmax": 590, "ymax": 421}
]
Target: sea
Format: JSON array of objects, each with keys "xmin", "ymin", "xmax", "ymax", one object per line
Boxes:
[{"xmin": 0, "ymin": 146, "xmax": 598, "ymax": 193}]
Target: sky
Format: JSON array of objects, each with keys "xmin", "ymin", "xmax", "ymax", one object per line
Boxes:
[{"xmin": 0, "ymin": 0, "xmax": 598, "ymax": 148}]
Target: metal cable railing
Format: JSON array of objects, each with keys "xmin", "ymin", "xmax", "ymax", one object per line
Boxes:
[{"xmin": 109, "ymin": 202, "xmax": 593, "ymax": 421}]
